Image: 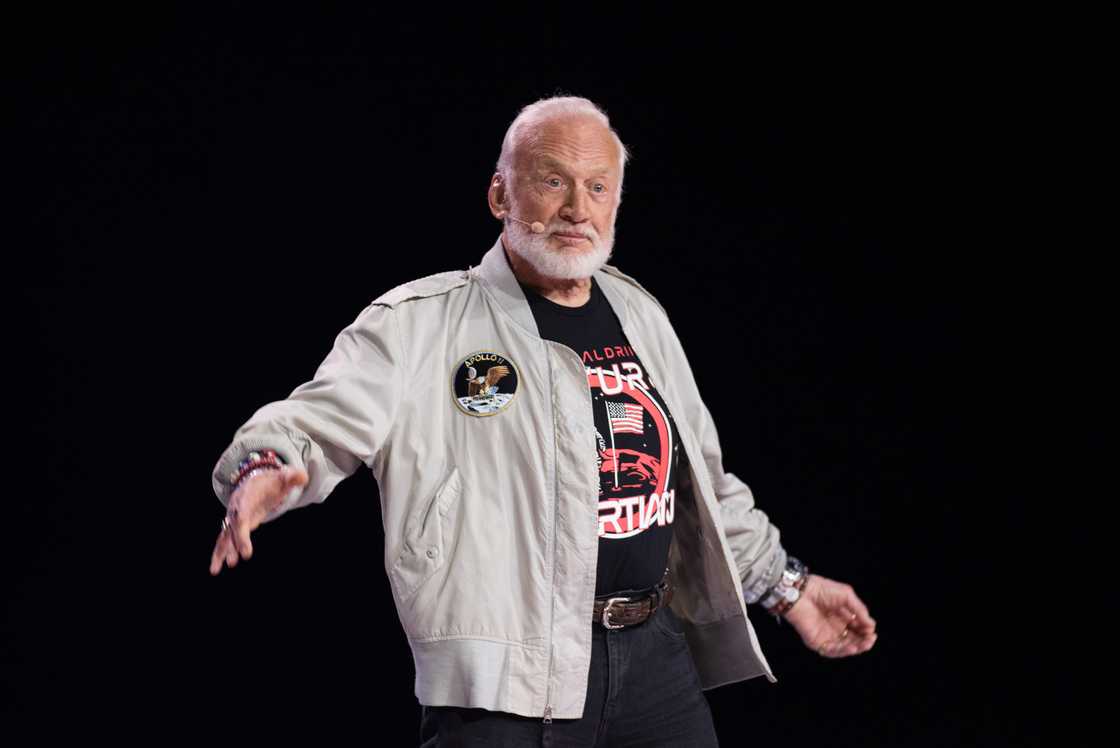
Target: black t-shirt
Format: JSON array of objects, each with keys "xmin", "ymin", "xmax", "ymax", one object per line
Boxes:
[{"xmin": 515, "ymin": 263, "xmax": 680, "ymax": 597}]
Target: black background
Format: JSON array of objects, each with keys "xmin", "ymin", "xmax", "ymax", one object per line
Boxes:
[{"xmin": 6, "ymin": 7, "xmax": 1036, "ymax": 745}]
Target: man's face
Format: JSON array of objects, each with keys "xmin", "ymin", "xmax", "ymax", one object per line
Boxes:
[{"xmin": 500, "ymin": 114, "xmax": 622, "ymax": 280}]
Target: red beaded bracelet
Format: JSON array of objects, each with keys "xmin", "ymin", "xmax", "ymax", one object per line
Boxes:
[{"xmin": 228, "ymin": 449, "xmax": 286, "ymax": 492}]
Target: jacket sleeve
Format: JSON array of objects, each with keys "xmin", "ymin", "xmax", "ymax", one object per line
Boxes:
[
  {"xmin": 657, "ymin": 310, "xmax": 789, "ymax": 605},
  {"xmin": 210, "ymin": 301, "xmax": 405, "ymax": 524}
]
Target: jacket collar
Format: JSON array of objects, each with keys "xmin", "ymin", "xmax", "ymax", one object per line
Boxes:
[{"xmin": 473, "ymin": 233, "xmax": 632, "ymax": 339}]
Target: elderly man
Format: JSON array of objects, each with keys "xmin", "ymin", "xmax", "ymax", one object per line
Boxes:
[{"xmin": 210, "ymin": 95, "xmax": 877, "ymax": 746}]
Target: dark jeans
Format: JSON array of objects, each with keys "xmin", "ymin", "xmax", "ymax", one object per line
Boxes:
[{"xmin": 418, "ymin": 603, "xmax": 719, "ymax": 747}]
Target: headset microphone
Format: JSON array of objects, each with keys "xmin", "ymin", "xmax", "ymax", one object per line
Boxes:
[{"xmin": 497, "ymin": 210, "xmax": 546, "ymax": 234}]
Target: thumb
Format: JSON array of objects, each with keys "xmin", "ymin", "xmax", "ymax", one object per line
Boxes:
[
  {"xmin": 254, "ymin": 466, "xmax": 308, "ymax": 525},
  {"xmin": 283, "ymin": 465, "xmax": 309, "ymax": 488},
  {"xmin": 252, "ymin": 466, "xmax": 307, "ymax": 512},
  {"xmin": 267, "ymin": 465, "xmax": 308, "ymax": 509}
]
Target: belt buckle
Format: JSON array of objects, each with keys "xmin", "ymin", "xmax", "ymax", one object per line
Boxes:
[{"xmin": 600, "ymin": 596, "xmax": 630, "ymax": 630}]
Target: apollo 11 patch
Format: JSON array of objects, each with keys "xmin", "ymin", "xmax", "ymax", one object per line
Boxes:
[{"xmin": 451, "ymin": 351, "xmax": 520, "ymax": 416}]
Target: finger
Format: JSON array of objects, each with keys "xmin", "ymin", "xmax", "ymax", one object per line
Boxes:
[
  {"xmin": 821, "ymin": 627, "xmax": 872, "ymax": 658},
  {"xmin": 226, "ymin": 506, "xmax": 248, "ymax": 558},
  {"xmin": 846, "ymin": 631, "xmax": 877, "ymax": 654},
  {"xmin": 841, "ymin": 603, "xmax": 875, "ymax": 635},
  {"xmin": 210, "ymin": 527, "xmax": 233, "ymax": 575},
  {"xmin": 844, "ymin": 593, "xmax": 876, "ymax": 631},
  {"xmin": 234, "ymin": 514, "xmax": 253, "ymax": 560},
  {"xmin": 221, "ymin": 520, "xmax": 240, "ymax": 568},
  {"xmin": 284, "ymin": 465, "xmax": 309, "ymax": 488},
  {"xmin": 833, "ymin": 635, "xmax": 864, "ymax": 658},
  {"xmin": 210, "ymin": 534, "xmax": 226, "ymax": 575},
  {"xmin": 840, "ymin": 636, "xmax": 874, "ymax": 657},
  {"xmin": 238, "ymin": 529, "xmax": 254, "ymax": 560}
]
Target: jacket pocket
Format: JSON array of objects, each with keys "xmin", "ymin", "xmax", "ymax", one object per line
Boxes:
[{"xmin": 389, "ymin": 466, "xmax": 463, "ymax": 604}]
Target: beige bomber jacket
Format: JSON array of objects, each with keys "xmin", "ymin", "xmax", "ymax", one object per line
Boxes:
[{"xmin": 211, "ymin": 234, "xmax": 789, "ymax": 721}]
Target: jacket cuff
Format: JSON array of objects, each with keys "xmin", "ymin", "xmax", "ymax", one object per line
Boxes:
[
  {"xmin": 211, "ymin": 435, "xmax": 308, "ymax": 519},
  {"xmin": 743, "ymin": 545, "xmax": 789, "ymax": 605}
]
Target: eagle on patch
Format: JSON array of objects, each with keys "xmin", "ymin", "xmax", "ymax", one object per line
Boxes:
[
  {"xmin": 452, "ymin": 352, "xmax": 520, "ymax": 416},
  {"xmin": 466, "ymin": 364, "xmax": 510, "ymax": 398}
]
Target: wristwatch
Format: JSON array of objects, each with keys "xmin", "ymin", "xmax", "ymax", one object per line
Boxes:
[{"xmin": 760, "ymin": 555, "xmax": 809, "ymax": 619}]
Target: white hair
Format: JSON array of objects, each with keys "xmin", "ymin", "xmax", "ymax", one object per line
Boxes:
[{"xmin": 495, "ymin": 95, "xmax": 631, "ymax": 193}]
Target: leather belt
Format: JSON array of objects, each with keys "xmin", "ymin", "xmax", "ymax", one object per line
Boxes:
[{"xmin": 592, "ymin": 567, "xmax": 674, "ymax": 630}]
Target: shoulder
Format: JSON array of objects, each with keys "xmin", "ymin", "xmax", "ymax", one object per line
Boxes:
[
  {"xmin": 597, "ymin": 262, "xmax": 669, "ymax": 319},
  {"xmin": 371, "ymin": 268, "xmax": 471, "ymax": 309}
]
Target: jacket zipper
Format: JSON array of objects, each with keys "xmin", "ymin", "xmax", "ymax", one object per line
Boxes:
[
  {"xmin": 541, "ymin": 343, "xmax": 590, "ymax": 725},
  {"xmin": 541, "ymin": 396, "xmax": 559, "ymax": 725},
  {"xmin": 541, "ymin": 348, "xmax": 567, "ymax": 725}
]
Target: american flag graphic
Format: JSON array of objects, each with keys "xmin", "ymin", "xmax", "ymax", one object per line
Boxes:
[{"xmin": 606, "ymin": 401, "xmax": 644, "ymax": 435}]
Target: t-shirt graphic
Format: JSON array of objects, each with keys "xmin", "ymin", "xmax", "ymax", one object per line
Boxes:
[
  {"xmin": 587, "ymin": 343, "xmax": 677, "ymax": 541},
  {"xmin": 514, "ymin": 257, "xmax": 679, "ymax": 596}
]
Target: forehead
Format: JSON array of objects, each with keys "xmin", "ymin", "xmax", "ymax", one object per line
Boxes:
[{"xmin": 515, "ymin": 115, "xmax": 620, "ymax": 176}]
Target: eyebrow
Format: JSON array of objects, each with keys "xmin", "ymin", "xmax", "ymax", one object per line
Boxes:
[{"xmin": 535, "ymin": 157, "xmax": 613, "ymax": 179}]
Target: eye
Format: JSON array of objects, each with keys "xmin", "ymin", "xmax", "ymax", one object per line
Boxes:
[
  {"xmin": 545, "ymin": 177, "xmax": 563, "ymax": 188},
  {"xmin": 592, "ymin": 183, "xmax": 607, "ymax": 193}
]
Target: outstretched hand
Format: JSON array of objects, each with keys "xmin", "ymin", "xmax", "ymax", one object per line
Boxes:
[
  {"xmin": 782, "ymin": 573, "xmax": 878, "ymax": 658},
  {"xmin": 209, "ymin": 465, "xmax": 309, "ymax": 576}
]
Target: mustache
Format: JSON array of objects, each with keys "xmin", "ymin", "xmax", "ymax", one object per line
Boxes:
[{"xmin": 547, "ymin": 225, "xmax": 598, "ymax": 241}]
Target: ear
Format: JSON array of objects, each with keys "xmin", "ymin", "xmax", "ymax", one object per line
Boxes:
[{"xmin": 487, "ymin": 172, "xmax": 508, "ymax": 220}]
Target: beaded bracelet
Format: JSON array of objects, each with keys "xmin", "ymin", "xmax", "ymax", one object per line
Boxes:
[
  {"xmin": 765, "ymin": 572, "xmax": 809, "ymax": 619},
  {"xmin": 761, "ymin": 559, "xmax": 810, "ymax": 622},
  {"xmin": 228, "ymin": 448, "xmax": 286, "ymax": 493}
]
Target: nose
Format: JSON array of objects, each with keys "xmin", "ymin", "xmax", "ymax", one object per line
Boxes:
[{"xmin": 559, "ymin": 185, "xmax": 591, "ymax": 225}]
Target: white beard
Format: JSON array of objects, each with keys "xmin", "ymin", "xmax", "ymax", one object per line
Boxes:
[{"xmin": 504, "ymin": 213, "xmax": 615, "ymax": 280}]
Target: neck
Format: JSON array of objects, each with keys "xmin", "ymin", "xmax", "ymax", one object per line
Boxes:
[{"xmin": 502, "ymin": 233, "xmax": 592, "ymax": 308}]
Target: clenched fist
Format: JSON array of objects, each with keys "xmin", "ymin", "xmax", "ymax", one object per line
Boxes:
[{"xmin": 209, "ymin": 465, "xmax": 309, "ymax": 575}]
